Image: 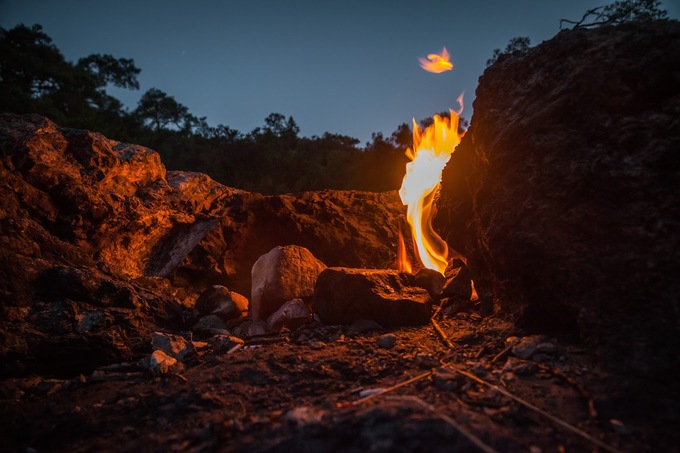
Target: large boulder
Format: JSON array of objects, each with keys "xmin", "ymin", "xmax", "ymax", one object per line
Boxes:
[{"xmin": 436, "ymin": 21, "xmax": 680, "ymax": 378}]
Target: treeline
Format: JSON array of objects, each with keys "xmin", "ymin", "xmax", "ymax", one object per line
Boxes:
[{"xmin": 0, "ymin": 23, "xmax": 421, "ymax": 194}]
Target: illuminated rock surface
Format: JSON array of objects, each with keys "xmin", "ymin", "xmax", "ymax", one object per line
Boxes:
[{"xmin": 438, "ymin": 20, "xmax": 680, "ymax": 378}]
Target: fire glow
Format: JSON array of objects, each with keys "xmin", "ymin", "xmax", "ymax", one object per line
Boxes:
[{"xmin": 399, "ymin": 94, "xmax": 465, "ymax": 275}]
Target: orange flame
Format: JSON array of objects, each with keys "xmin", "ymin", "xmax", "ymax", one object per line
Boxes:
[
  {"xmin": 397, "ymin": 228, "xmax": 412, "ymax": 274},
  {"xmin": 399, "ymin": 95, "xmax": 465, "ymax": 275},
  {"xmin": 418, "ymin": 47, "xmax": 453, "ymax": 73}
]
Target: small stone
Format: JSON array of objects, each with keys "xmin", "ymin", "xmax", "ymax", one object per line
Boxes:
[
  {"xmin": 151, "ymin": 332, "xmax": 195, "ymax": 361},
  {"xmin": 208, "ymin": 335, "xmax": 245, "ymax": 353},
  {"xmin": 196, "ymin": 285, "xmax": 248, "ymax": 320},
  {"xmin": 502, "ymin": 357, "xmax": 536, "ymax": 376},
  {"xmin": 512, "ymin": 335, "xmax": 548, "ymax": 359},
  {"xmin": 145, "ymin": 350, "xmax": 184, "ymax": 375},
  {"xmin": 267, "ymin": 298, "xmax": 309, "ymax": 331},
  {"xmin": 377, "ymin": 334, "xmax": 396, "ymax": 349},
  {"xmin": 192, "ymin": 315, "xmax": 230, "ymax": 337},
  {"xmin": 309, "ymin": 340, "xmax": 326, "ymax": 350},
  {"xmin": 285, "ymin": 406, "xmax": 324, "ymax": 426}
]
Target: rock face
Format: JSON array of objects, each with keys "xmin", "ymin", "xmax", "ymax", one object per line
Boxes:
[
  {"xmin": 313, "ymin": 268, "xmax": 432, "ymax": 327},
  {"xmin": 180, "ymin": 189, "xmax": 405, "ymax": 297},
  {"xmin": 0, "ymin": 113, "xmax": 407, "ymax": 377},
  {"xmin": 437, "ymin": 21, "xmax": 680, "ymax": 377}
]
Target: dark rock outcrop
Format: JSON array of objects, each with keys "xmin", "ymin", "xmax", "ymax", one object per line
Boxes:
[
  {"xmin": 437, "ymin": 21, "xmax": 680, "ymax": 377},
  {"xmin": 0, "ymin": 113, "xmax": 407, "ymax": 376}
]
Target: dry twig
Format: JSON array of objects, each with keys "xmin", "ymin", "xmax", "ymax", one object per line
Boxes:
[
  {"xmin": 352, "ymin": 371, "xmax": 432, "ymax": 405},
  {"xmin": 431, "ymin": 317, "xmax": 454, "ymax": 349},
  {"xmin": 441, "ymin": 361, "xmax": 620, "ymax": 453}
]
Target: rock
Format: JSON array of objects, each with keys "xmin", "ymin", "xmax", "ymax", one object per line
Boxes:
[
  {"xmin": 502, "ymin": 357, "xmax": 535, "ymax": 376},
  {"xmin": 441, "ymin": 260, "xmax": 473, "ymax": 301},
  {"xmin": 181, "ymin": 189, "xmax": 408, "ymax": 298},
  {"xmin": 313, "ymin": 268, "xmax": 432, "ymax": 327},
  {"xmin": 511, "ymin": 335, "xmax": 546, "ymax": 360},
  {"xmin": 195, "ymin": 285, "xmax": 248, "ymax": 320},
  {"xmin": 413, "ymin": 268, "xmax": 446, "ymax": 299},
  {"xmin": 144, "ymin": 350, "xmax": 183, "ymax": 375},
  {"xmin": 267, "ymin": 298, "xmax": 309, "ymax": 332},
  {"xmin": 377, "ymin": 334, "xmax": 396, "ymax": 349},
  {"xmin": 192, "ymin": 315, "xmax": 229, "ymax": 337},
  {"xmin": 347, "ymin": 319, "xmax": 384, "ymax": 336},
  {"xmin": 151, "ymin": 332, "xmax": 195, "ymax": 361},
  {"xmin": 247, "ymin": 320, "xmax": 268, "ymax": 337},
  {"xmin": 285, "ymin": 406, "xmax": 324, "ymax": 426},
  {"xmin": 251, "ymin": 245, "xmax": 326, "ymax": 321},
  {"xmin": 0, "ymin": 113, "xmax": 409, "ymax": 377},
  {"xmin": 437, "ymin": 21, "xmax": 680, "ymax": 378},
  {"xmin": 208, "ymin": 335, "xmax": 245, "ymax": 353}
]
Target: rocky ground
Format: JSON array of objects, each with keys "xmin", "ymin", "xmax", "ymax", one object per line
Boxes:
[{"xmin": 5, "ymin": 309, "xmax": 673, "ymax": 453}]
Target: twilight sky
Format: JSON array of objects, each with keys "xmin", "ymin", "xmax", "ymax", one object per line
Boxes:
[{"xmin": 2, "ymin": 0, "xmax": 679, "ymax": 144}]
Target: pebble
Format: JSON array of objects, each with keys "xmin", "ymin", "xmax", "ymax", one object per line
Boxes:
[
  {"xmin": 285, "ymin": 406, "xmax": 324, "ymax": 426},
  {"xmin": 309, "ymin": 340, "xmax": 326, "ymax": 350},
  {"xmin": 377, "ymin": 334, "xmax": 396, "ymax": 349}
]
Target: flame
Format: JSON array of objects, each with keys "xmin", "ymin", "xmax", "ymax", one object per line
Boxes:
[
  {"xmin": 418, "ymin": 47, "xmax": 453, "ymax": 73},
  {"xmin": 399, "ymin": 95, "xmax": 465, "ymax": 275},
  {"xmin": 397, "ymin": 228, "xmax": 412, "ymax": 274}
]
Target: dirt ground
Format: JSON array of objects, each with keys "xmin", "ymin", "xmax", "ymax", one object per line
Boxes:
[{"xmin": 1, "ymin": 310, "xmax": 677, "ymax": 452}]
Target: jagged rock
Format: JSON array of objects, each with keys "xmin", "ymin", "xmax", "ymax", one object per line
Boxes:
[
  {"xmin": 437, "ymin": 21, "xmax": 680, "ymax": 378},
  {"xmin": 151, "ymin": 332, "xmax": 195, "ymax": 361},
  {"xmin": 195, "ymin": 285, "xmax": 248, "ymax": 320},
  {"xmin": 144, "ymin": 350, "xmax": 184, "ymax": 375},
  {"xmin": 313, "ymin": 268, "xmax": 432, "ymax": 327},
  {"xmin": 251, "ymin": 245, "xmax": 326, "ymax": 322},
  {"xmin": 441, "ymin": 260, "xmax": 473, "ymax": 301},
  {"xmin": 0, "ymin": 113, "xmax": 408, "ymax": 377},
  {"xmin": 267, "ymin": 298, "xmax": 309, "ymax": 331},
  {"xmin": 192, "ymin": 315, "xmax": 230, "ymax": 337}
]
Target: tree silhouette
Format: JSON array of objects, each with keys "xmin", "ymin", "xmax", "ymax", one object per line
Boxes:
[
  {"xmin": 486, "ymin": 36, "xmax": 531, "ymax": 67},
  {"xmin": 134, "ymin": 88, "xmax": 192, "ymax": 132},
  {"xmin": 560, "ymin": 0, "xmax": 667, "ymax": 29}
]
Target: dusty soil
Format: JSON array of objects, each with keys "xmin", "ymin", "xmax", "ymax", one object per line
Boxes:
[{"xmin": 2, "ymin": 308, "xmax": 675, "ymax": 452}]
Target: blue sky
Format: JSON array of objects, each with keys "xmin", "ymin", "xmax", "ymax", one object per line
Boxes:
[{"xmin": 2, "ymin": 0, "xmax": 678, "ymax": 144}]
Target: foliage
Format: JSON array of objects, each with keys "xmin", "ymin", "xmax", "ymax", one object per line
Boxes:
[
  {"xmin": 560, "ymin": 0, "xmax": 668, "ymax": 29},
  {"xmin": 0, "ymin": 24, "xmax": 141, "ymax": 137},
  {"xmin": 485, "ymin": 36, "xmax": 532, "ymax": 67},
  {"xmin": 0, "ymin": 23, "xmax": 427, "ymax": 194}
]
